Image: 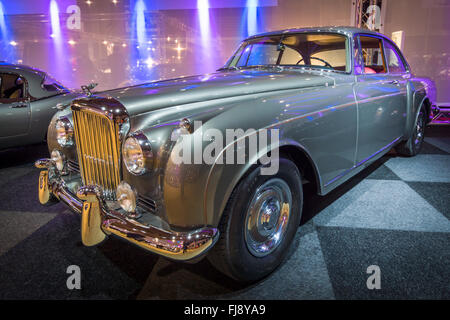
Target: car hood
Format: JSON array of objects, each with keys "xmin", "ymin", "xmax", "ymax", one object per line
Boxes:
[{"xmin": 97, "ymin": 69, "xmax": 335, "ymax": 116}]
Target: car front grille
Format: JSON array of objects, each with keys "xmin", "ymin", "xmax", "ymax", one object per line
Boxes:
[
  {"xmin": 72, "ymin": 108, "xmax": 121, "ymax": 200},
  {"xmin": 137, "ymin": 195, "xmax": 157, "ymax": 213},
  {"xmin": 68, "ymin": 160, "xmax": 80, "ymax": 173}
]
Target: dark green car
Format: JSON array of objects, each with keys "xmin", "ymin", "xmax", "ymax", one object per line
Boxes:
[{"xmin": 0, "ymin": 62, "xmax": 81, "ymax": 149}]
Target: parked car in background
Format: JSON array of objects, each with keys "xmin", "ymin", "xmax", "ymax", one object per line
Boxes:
[
  {"xmin": 35, "ymin": 27, "xmax": 436, "ymax": 282},
  {"xmin": 0, "ymin": 62, "xmax": 82, "ymax": 149}
]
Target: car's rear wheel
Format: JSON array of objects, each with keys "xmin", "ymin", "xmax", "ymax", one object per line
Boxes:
[
  {"xmin": 207, "ymin": 157, "xmax": 303, "ymax": 282},
  {"xmin": 395, "ymin": 104, "xmax": 427, "ymax": 157}
]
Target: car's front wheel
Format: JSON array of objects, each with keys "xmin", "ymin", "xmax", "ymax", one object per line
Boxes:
[{"xmin": 207, "ymin": 157, "xmax": 303, "ymax": 282}]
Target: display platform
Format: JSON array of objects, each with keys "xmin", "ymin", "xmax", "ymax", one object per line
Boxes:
[{"xmin": 0, "ymin": 126, "xmax": 448, "ymax": 300}]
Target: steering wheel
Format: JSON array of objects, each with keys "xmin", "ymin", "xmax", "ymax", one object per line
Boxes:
[{"xmin": 296, "ymin": 57, "xmax": 332, "ymax": 68}]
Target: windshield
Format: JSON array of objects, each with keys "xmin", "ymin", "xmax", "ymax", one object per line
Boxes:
[
  {"xmin": 41, "ymin": 74, "xmax": 68, "ymax": 93},
  {"xmin": 224, "ymin": 33, "xmax": 349, "ymax": 72}
]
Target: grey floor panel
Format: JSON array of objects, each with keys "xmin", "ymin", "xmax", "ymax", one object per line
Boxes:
[
  {"xmin": 425, "ymin": 137, "xmax": 450, "ymax": 154},
  {"xmin": 384, "ymin": 154, "xmax": 450, "ymax": 183},
  {"xmin": 137, "ymin": 223, "xmax": 335, "ymax": 300},
  {"xmin": 0, "ymin": 212, "xmax": 155, "ymax": 299},
  {"xmin": 316, "ymin": 180, "xmax": 450, "ymax": 233},
  {"xmin": 405, "ymin": 181, "xmax": 450, "ymax": 220},
  {"xmin": 0, "ymin": 210, "xmax": 57, "ymax": 255},
  {"xmin": 317, "ymin": 226, "xmax": 450, "ymax": 299}
]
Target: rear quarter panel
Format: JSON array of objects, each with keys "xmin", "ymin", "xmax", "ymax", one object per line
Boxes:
[{"xmin": 405, "ymin": 76, "xmax": 435, "ymax": 138}]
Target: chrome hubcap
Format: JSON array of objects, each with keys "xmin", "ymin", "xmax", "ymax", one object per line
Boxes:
[{"xmin": 244, "ymin": 178, "xmax": 292, "ymax": 257}]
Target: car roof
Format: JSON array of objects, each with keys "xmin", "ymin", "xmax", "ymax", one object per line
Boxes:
[
  {"xmin": 245, "ymin": 26, "xmax": 386, "ymax": 41},
  {"xmin": 0, "ymin": 62, "xmax": 65, "ymax": 99},
  {"xmin": 0, "ymin": 62, "xmax": 46, "ymax": 78}
]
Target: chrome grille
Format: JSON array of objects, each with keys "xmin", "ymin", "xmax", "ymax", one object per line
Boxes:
[
  {"xmin": 72, "ymin": 108, "xmax": 121, "ymax": 200},
  {"xmin": 137, "ymin": 195, "xmax": 157, "ymax": 213},
  {"xmin": 68, "ymin": 160, "xmax": 80, "ymax": 173}
]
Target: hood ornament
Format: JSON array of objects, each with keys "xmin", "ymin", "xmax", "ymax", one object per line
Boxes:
[{"xmin": 81, "ymin": 82, "xmax": 98, "ymax": 97}]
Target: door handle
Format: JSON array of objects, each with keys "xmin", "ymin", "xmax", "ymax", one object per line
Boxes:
[
  {"xmin": 11, "ymin": 104, "xmax": 27, "ymax": 108},
  {"xmin": 389, "ymin": 80, "xmax": 400, "ymax": 85}
]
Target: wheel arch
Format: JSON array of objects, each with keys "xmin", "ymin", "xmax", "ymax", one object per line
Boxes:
[
  {"xmin": 422, "ymin": 97, "xmax": 432, "ymax": 124},
  {"xmin": 204, "ymin": 140, "xmax": 322, "ymax": 227},
  {"xmin": 404, "ymin": 87, "xmax": 431, "ymax": 139}
]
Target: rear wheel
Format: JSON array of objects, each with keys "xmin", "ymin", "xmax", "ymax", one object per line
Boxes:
[
  {"xmin": 207, "ymin": 157, "xmax": 303, "ymax": 282},
  {"xmin": 395, "ymin": 104, "xmax": 427, "ymax": 157}
]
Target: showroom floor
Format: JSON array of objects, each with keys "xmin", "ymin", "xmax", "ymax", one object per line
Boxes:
[{"xmin": 0, "ymin": 126, "xmax": 448, "ymax": 300}]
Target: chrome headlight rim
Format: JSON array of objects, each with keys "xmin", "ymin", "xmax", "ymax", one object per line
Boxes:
[
  {"xmin": 123, "ymin": 131, "xmax": 153, "ymax": 176},
  {"xmin": 55, "ymin": 117, "xmax": 74, "ymax": 147}
]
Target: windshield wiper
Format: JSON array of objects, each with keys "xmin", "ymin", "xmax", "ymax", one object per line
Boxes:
[
  {"xmin": 238, "ymin": 65, "xmax": 284, "ymax": 71},
  {"xmin": 289, "ymin": 64, "xmax": 338, "ymax": 72},
  {"xmin": 219, "ymin": 64, "xmax": 286, "ymax": 72},
  {"xmin": 217, "ymin": 66, "xmax": 240, "ymax": 71}
]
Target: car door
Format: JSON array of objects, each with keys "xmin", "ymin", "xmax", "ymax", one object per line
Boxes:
[
  {"xmin": 0, "ymin": 72, "xmax": 31, "ymax": 138},
  {"xmin": 353, "ymin": 35, "xmax": 407, "ymax": 164},
  {"xmin": 382, "ymin": 38, "xmax": 409, "ymax": 132}
]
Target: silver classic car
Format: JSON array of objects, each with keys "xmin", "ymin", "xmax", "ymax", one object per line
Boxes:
[
  {"xmin": 35, "ymin": 27, "xmax": 436, "ymax": 282},
  {"xmin": 0, "ymin": 62, "xmax": 82, "ymax": 149}
]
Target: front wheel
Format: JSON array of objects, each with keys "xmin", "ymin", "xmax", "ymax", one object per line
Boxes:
[
  {"xmin": 395, "ymin": 104, "xmax": 427, "ymax": 157},
  {"xmin": 207, "ymin": 157, "xmax": 303, "ymax": 282}
]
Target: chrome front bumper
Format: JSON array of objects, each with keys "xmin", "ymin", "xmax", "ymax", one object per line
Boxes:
[{"xmin": 35, "ymin": 158, "xmax": 219, "ymax": 261}]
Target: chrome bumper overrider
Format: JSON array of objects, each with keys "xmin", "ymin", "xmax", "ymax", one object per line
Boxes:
[{"xmin": 35, "ymin": 158, "xmax": 219, "ymax": 261}]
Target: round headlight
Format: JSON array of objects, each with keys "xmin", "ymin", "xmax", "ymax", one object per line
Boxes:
[
  {"xmin": 116, "ymin": 181, "xmax": 136, "ymax": 213},
  {"xmin": 123, "ymin": 133, "xmax": 152, "ymax": 175},
  {"xmin": 55, "ymin": 118, "xmax": 74, "ymax": 147},
  {"xmin": 51, "ymin": 149, "xmax": 65, "ymax": 172}
]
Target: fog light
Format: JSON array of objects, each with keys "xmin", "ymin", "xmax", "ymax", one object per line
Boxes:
[
  {"xmin": 116, "ymin": 181, "xmax": 136, "ymax": 213},
  {"xmin": 51, "ymin": 149, "xmax": 65, "ymax": 172}
]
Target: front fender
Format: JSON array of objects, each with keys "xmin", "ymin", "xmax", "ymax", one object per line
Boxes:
[{"xmin": 204, "ymin": 137, "xmax": 318, "ymax": 227}]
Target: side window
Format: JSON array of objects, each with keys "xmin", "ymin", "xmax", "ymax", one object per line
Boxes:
[
  {"xmin": 0, "ymin": 73, "xmax": 25, "ymax": 103},
  {"xmin": 383, "ymin": 41, "xmax": 406, "ymax": 73},
  {"xmin": 359, "ymin": 36, "xmax": 386, "ymax": 74},
  {"xmin": 353, "ymin": 36, "xmax": 364, "ymax": 74}
]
